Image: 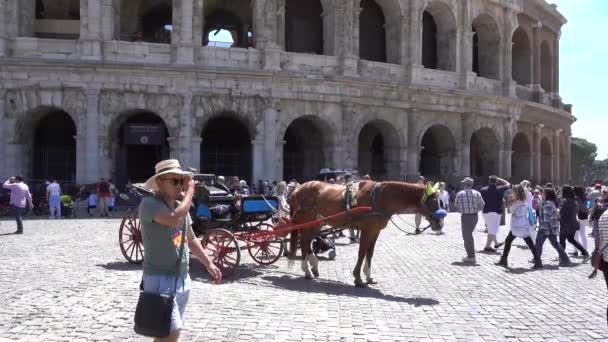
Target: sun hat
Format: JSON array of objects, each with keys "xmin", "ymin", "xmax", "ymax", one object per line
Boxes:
[
  {"xmin": 461, "ymin": 177, "xmax": 474, "ymax": 186},
  {"xmin": 143, "ymin": 159, "xmax": 193, "ymax": 192}
]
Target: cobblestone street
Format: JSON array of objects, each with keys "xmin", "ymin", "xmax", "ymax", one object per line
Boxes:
[{"xmin": 0, "ymin": 214, "xmax": 606, "ymax": 341}]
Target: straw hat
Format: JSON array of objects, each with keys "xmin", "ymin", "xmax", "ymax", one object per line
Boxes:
[{"xmin": 143, "ymin": 159, "xmax": 193, "ymax": 192}]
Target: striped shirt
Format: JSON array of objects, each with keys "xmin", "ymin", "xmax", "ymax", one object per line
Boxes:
[
  {"xmin": 455, "ymin": 189, "xmax": 485, "ymax": 215},
  {"xmin": 598, "ymin": 210, "xmax": 608, "ymax": 261}
]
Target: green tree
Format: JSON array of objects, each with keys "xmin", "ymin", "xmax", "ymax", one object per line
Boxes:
[{"xmin": 571, "ymin": 137, "xmax": 598, "ymax": 184}]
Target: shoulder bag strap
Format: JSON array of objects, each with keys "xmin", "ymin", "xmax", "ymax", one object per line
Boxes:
[{"xmin": 172, "ymin": 221, "xmax": 187, "ymax": 297}]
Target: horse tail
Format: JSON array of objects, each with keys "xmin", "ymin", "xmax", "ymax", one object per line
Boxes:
[{"xmin": 287, "ymin": 228, "xmax": 298, "ymax": 268}]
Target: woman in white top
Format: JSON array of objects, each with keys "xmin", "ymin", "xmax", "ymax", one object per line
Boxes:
[{"xmin": 496, "ymin": 184, "xmax": 543, "ymax": 269}]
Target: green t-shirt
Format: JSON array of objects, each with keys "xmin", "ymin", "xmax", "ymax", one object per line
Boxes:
[{"xmin": 139, "ymin": 196, "xmax": 192, "ymax": 276}]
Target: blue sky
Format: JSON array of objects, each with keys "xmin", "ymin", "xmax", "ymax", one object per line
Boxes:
[{"xmin": 551, "ymin": 0, "xmax": 608, "ymax": 159}]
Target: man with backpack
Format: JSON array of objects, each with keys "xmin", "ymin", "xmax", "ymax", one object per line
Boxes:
[{"xmin": 96, "ymin": 178, "xmax": 111, "ymax": 217}]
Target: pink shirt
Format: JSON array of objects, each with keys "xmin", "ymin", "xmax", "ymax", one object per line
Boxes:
[{"xmin": 2, "ymin": 181, "xmax": 31, "ymax": 208}]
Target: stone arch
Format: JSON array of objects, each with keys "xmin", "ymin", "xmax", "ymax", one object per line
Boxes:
[
  {"xmin": 511, "ymin": 132, "xmax": 532, "ymax": 183},
  {"xmin": 470, "ymin": 127, "xmax": 500, "ymax": 179},
  {"xmin": 422, "ymin": 1, "xmax": 457, "ymax": 71},
  {"xmin": 108, "ymin": 110, "xmax": 171, "ymax": 187},
  {"xmin": 359, "ymin": 0, "xmax": 387, "ymax": 63},
  {"xmin": 200, "ymin": 112, "xmax": 253, "ymax": 182},
  {"xmin": 203, "ymin": 0, "xmax": 253, "ymax": 48},
  {"xmin": 285, "ymin": 0, "xmax": 324, "ymax": 54},
  {"xmin": 357, "ymin": 119, "xmax": 400, "ymax": 180},
  {"xmin": 419, "ymin": 124, "xmax": 457, "ymax": 181},
  {"xmin": 472, "ymin": 13, "xmax": 501, "ymax": 80},
  {"xmin": 541, "ymin": 137, "xmax": 552, "ymax": 184},
  {"xmin": 512, "ymin": 27, "xmax": 532, "ymax": 85},
  {"xmin": 120, "ymin": 0, "xmax": 173, "ymax": 43},
  {"xmin": 282, "ymin": 115, "xmax": 335, "ymax": 182},
  {"xmin": 541, "ymin": 41, "xmax": 553, "ymax": 92},
  {"xmin": 14, "ymin": 106, "xmax": 78, "ymax": 182}
]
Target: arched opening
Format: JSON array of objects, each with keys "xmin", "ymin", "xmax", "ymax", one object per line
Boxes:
[
  {"xmin": 359, "ymin": 0, "xmax": 387, "ymax": 63},
  {"xmin": 201, "ymin": 116, "xmax": 252, "ymax": 182},
  {"xmin": 511, "ymin": 133, "xmax": 532, "ymax": 183},
  {"xmin": 357, "ymin": 121, "xmax": 399, "ymax": 180},
  {"xmin": 470, "ymin": 128, "xmax": 500, "ymax": 179},
  {"xmin": 203, "ymin": 0, "xmax": 253, "ymax": 48},
  {"xmin": 512, "ymin": 27, "xmax": 532, "ymax": 85},
  {"xmin": 541, "ymin": 138, "xmax": 552, "ymax": 184},
  {"xmin": 31, "ymin": 110, "xmax": 77, "ymax": 182},
  {"xmin": 120, "ymin": 0, "xmax": 172, "ymax": 43},
  {"xmin": 34, "ymin": 0, "xmax": 80, "ymax": 39},
  {"xmin": 471, "ymin": 14, "xmax": 501, "ymax": 80},
  {"xmin": 283, "ymin": 117, "xmax": 329, "ymax": 182},
  {"xmin": 419, "ymin": 125, "xmax": 456, "ymax": 181},
  {"xmin": 114, "ymin": 112, "xmax": 170, "ymax": 188},
  {"xmin": 541, "ymin": 41, "xmax": 553, "ymax": 92},
  {"xmin": 285, "ymin": 0, "xmax": 324, "ymax": 54},
  {"xmin": 421, "ymin": 3, "xmax": 456, "ymax": 71}
]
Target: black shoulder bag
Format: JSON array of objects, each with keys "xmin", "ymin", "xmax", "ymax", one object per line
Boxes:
[{"xmin": 134, "ymin": 221, "xmax": 187, "ymax": 338}]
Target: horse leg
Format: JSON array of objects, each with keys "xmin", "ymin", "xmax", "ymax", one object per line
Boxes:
[
  {"xmin": 307, "ymin": 227, "xmax": 321, "ymax": 278},
  {"xmin": 363, "ymin": 228, "xmax": 381, "ymax": 284},
  {"xmin": 353, "ymin": 229, "xmax": 369, "ymax": 287},
  {"xmin": 300, "ymin": 230, "xmax": 314, "ymax": 280}
]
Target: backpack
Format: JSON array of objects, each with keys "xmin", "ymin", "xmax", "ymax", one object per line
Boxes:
[
  {"xmin": 99, "ymin": 182, "xmax": 110, "ymax": 194},
  {"xmin": 577, "ymin": 198, "xmax": 589, "ymax": 220},
  {"xmin": 527, "ymin": 205, "xmax": 537, "ymax": 226},
  {"xmin": 532, "ymin": 197, "xmax": 540, "ymax": 211}
]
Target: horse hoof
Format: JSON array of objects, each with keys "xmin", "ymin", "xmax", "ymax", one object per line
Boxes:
[
  {"xmin": 304, "ymin": 274, "xmax": 313, "ymax": 280},
  {"xmin": 354, "ymin": 279, "xmax": 366, "ymax": 288},
  {"xmin": 312, "ymin": 269, "xmax": 319, "ymax": 278},
  {"xmin": 367, "ymin": 278, "xmax": 378, "ymax": 285}
]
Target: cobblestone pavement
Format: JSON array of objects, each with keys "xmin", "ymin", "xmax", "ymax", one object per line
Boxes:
[{"xmin": 0, "ymin": 213, "xmax": 606, "ymax": 341}]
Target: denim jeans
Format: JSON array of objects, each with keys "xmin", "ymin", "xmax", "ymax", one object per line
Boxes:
[
  {"xmin": 11, "ymin": 205, "xmax": 25, "ymax": 232},
  {"xmin": 536, "ymin": 230, "xmax": 570, "ymax": 263}
]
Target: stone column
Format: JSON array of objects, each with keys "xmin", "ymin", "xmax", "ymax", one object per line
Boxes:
[
  {"xmin": 18, "ymin": 0, "xmax": 35, "ymax": 37},
  {"xmin": 80, "ymin": 0, "xmax": 103, "ymax": 60},
  {"xmin": 276, "ymin": 0, "xmax": 286, "ymax": 49},
  {"xmin": 552, "ymin": 37, "xmax": 561, "ymax": 108},
  {"xmin": 501, "ymin": 117, "xmax": 515, "ymax": 179},
  {"xmin": 0, "ymin": 91, "xmax": 6, "ymax": 177},
  {"xmin": 252, "ymin": 138, "xmax": 265, "ymax": 183},
  {"xmin": 100, "ymin": 0, "xmax": 121, "ymax": 41},
  {"xmin": 85, "ymin": 89, "xmax": 101, "ymax": 183},
  {"xmin": 553, "ymin": 129, "xmax": 561, "ymax": 184},
  {"xmin": 532, "ymin": 22, "xmax": 543, "ymax": 102},
  {"xmin": 335, "ymin": 0, "xmax": 358, "ymax": 77},
  {"xmin": 533, "ymin": 124, "xmax": 543, "ymax": 184},
  {"xmin": 320, "ymin": 0, "xmax": 336, "ymax": 56},
  {"xmin": 502, "ymin": 8, "xmax": 516, "ymax": 97},
  {"xmin": 74, "ymin": 135, "xmax": 86, "ymax": 183},
  {"xmin": 166, "ymin": 137, "xmax": 179, "ymax": 160},
  {"xmin": 172, "ymin": 0, "xmax": 202, "ymax": 64},
  {"xmin": 178, "ymin": 95, "xmax": 194, "ymax": 167},
  {"xmin": 460, "ymin": 113, "xmax": 475, "ymax": 177},
  {"xmin": 565, "ymin": 133, "xmax": 572, "ymax": 182},
  {"xmin": 0, "ymin": 1, "xmax": 16, "ymax": 57},
  {"xmin": 253, "ymin": 0, "xmax": 282, "ymax": 70},
  {"xmin": 263, "ymin": 107, "xmax": 279, "ymax": 181},
  {"xmin": 457, "ymin": 0, "xmax": 471, "ymax": 75},
  {"xmin": 406, "ymin": 110, "xmax": 420, "ymax": 180},
  {"xmin": 407, "ymin": 0, "xmax": 423, "ymax": 66},
  {"xmin": 191, "ymin": 137, "xmax": 202, "ymax": 171}
]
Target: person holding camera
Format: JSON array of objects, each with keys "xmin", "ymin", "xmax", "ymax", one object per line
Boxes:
[{"xmin": 2, "ymin": 176, "xmax": 34, "ymax": 234}]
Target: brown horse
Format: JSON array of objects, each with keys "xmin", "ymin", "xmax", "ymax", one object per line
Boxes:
[{"xmin": 287, "ymin": 180, "xmax": 443, "ymax": 287}]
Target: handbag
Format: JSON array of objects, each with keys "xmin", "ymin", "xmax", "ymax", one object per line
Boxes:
[
  {"xmin": 134, "ymin": 221, "xmax": 187, "ymax": 337},
  {"xmin": 588, "ymin": 243, "xmax": 608, "ymax": 279}
]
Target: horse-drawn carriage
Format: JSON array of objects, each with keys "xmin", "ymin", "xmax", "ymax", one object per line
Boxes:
[{"xmin": 118, "ymin": 174, "xmax": 284, "ymax": 277}]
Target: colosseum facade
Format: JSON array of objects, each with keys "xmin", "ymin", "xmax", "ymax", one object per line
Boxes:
[{"xmin": 0, "ymin": 0, "xmax": 574, "ymax": 189}]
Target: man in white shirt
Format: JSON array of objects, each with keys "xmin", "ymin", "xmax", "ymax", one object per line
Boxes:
[{"xmin": 46, "ymin": 179, "xmax": 62, "ymax": 219}]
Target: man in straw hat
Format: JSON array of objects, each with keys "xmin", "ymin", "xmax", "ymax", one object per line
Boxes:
[{"xmin": 139, "ymin": 159, "xmax": 222, "ymax": 341}]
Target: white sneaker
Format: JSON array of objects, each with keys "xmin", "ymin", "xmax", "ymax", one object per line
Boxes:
[{"xmin": 462, "ymin": 256, "xmax": 476, "ymax": 264}]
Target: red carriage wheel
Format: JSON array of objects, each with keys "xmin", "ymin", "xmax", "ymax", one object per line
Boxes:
[
  {"xmin": 247, "ymin": 223, "xmax": 284, "ymax": 265},
  {"xmin": 119, "ymin": 211, "xmax": 144, "ymax": 264},
  {"xmin": 202, "ymin": 228, "xmax": 241, "ymax": 277}
]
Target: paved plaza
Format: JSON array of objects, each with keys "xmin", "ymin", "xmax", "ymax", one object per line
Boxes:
[{"xmin": 0, "ymin": 214, "xmax": 606, "ymax": 341}]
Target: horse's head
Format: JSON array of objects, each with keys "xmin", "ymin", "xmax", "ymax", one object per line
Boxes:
[{"xmin": 418, "ymin": 183, "xmax": 447, "ymax": 231}]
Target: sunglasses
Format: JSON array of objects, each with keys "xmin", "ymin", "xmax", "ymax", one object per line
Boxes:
[{"xmin": 159, "ymin": 177, "xmax": 184, "ymax": 187}]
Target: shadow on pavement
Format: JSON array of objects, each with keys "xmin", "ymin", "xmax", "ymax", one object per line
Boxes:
[
  {"xmin": 506, "ymin": 264, "xmax": 559, "ymax": 274},
  {"xmin": 451, "ymin": 261, "xmax": 480, "ymax": 267},
  {"xmin": 96, "ymin": 261, "xmax": 142, "ymax": 271},
  {"xmin": 189, "ymin": 259, "xmax": 266, "ymax": 284},
  {"xmin": 259, "ymin": 275, "xmax": 440, "ymax": 306}
]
